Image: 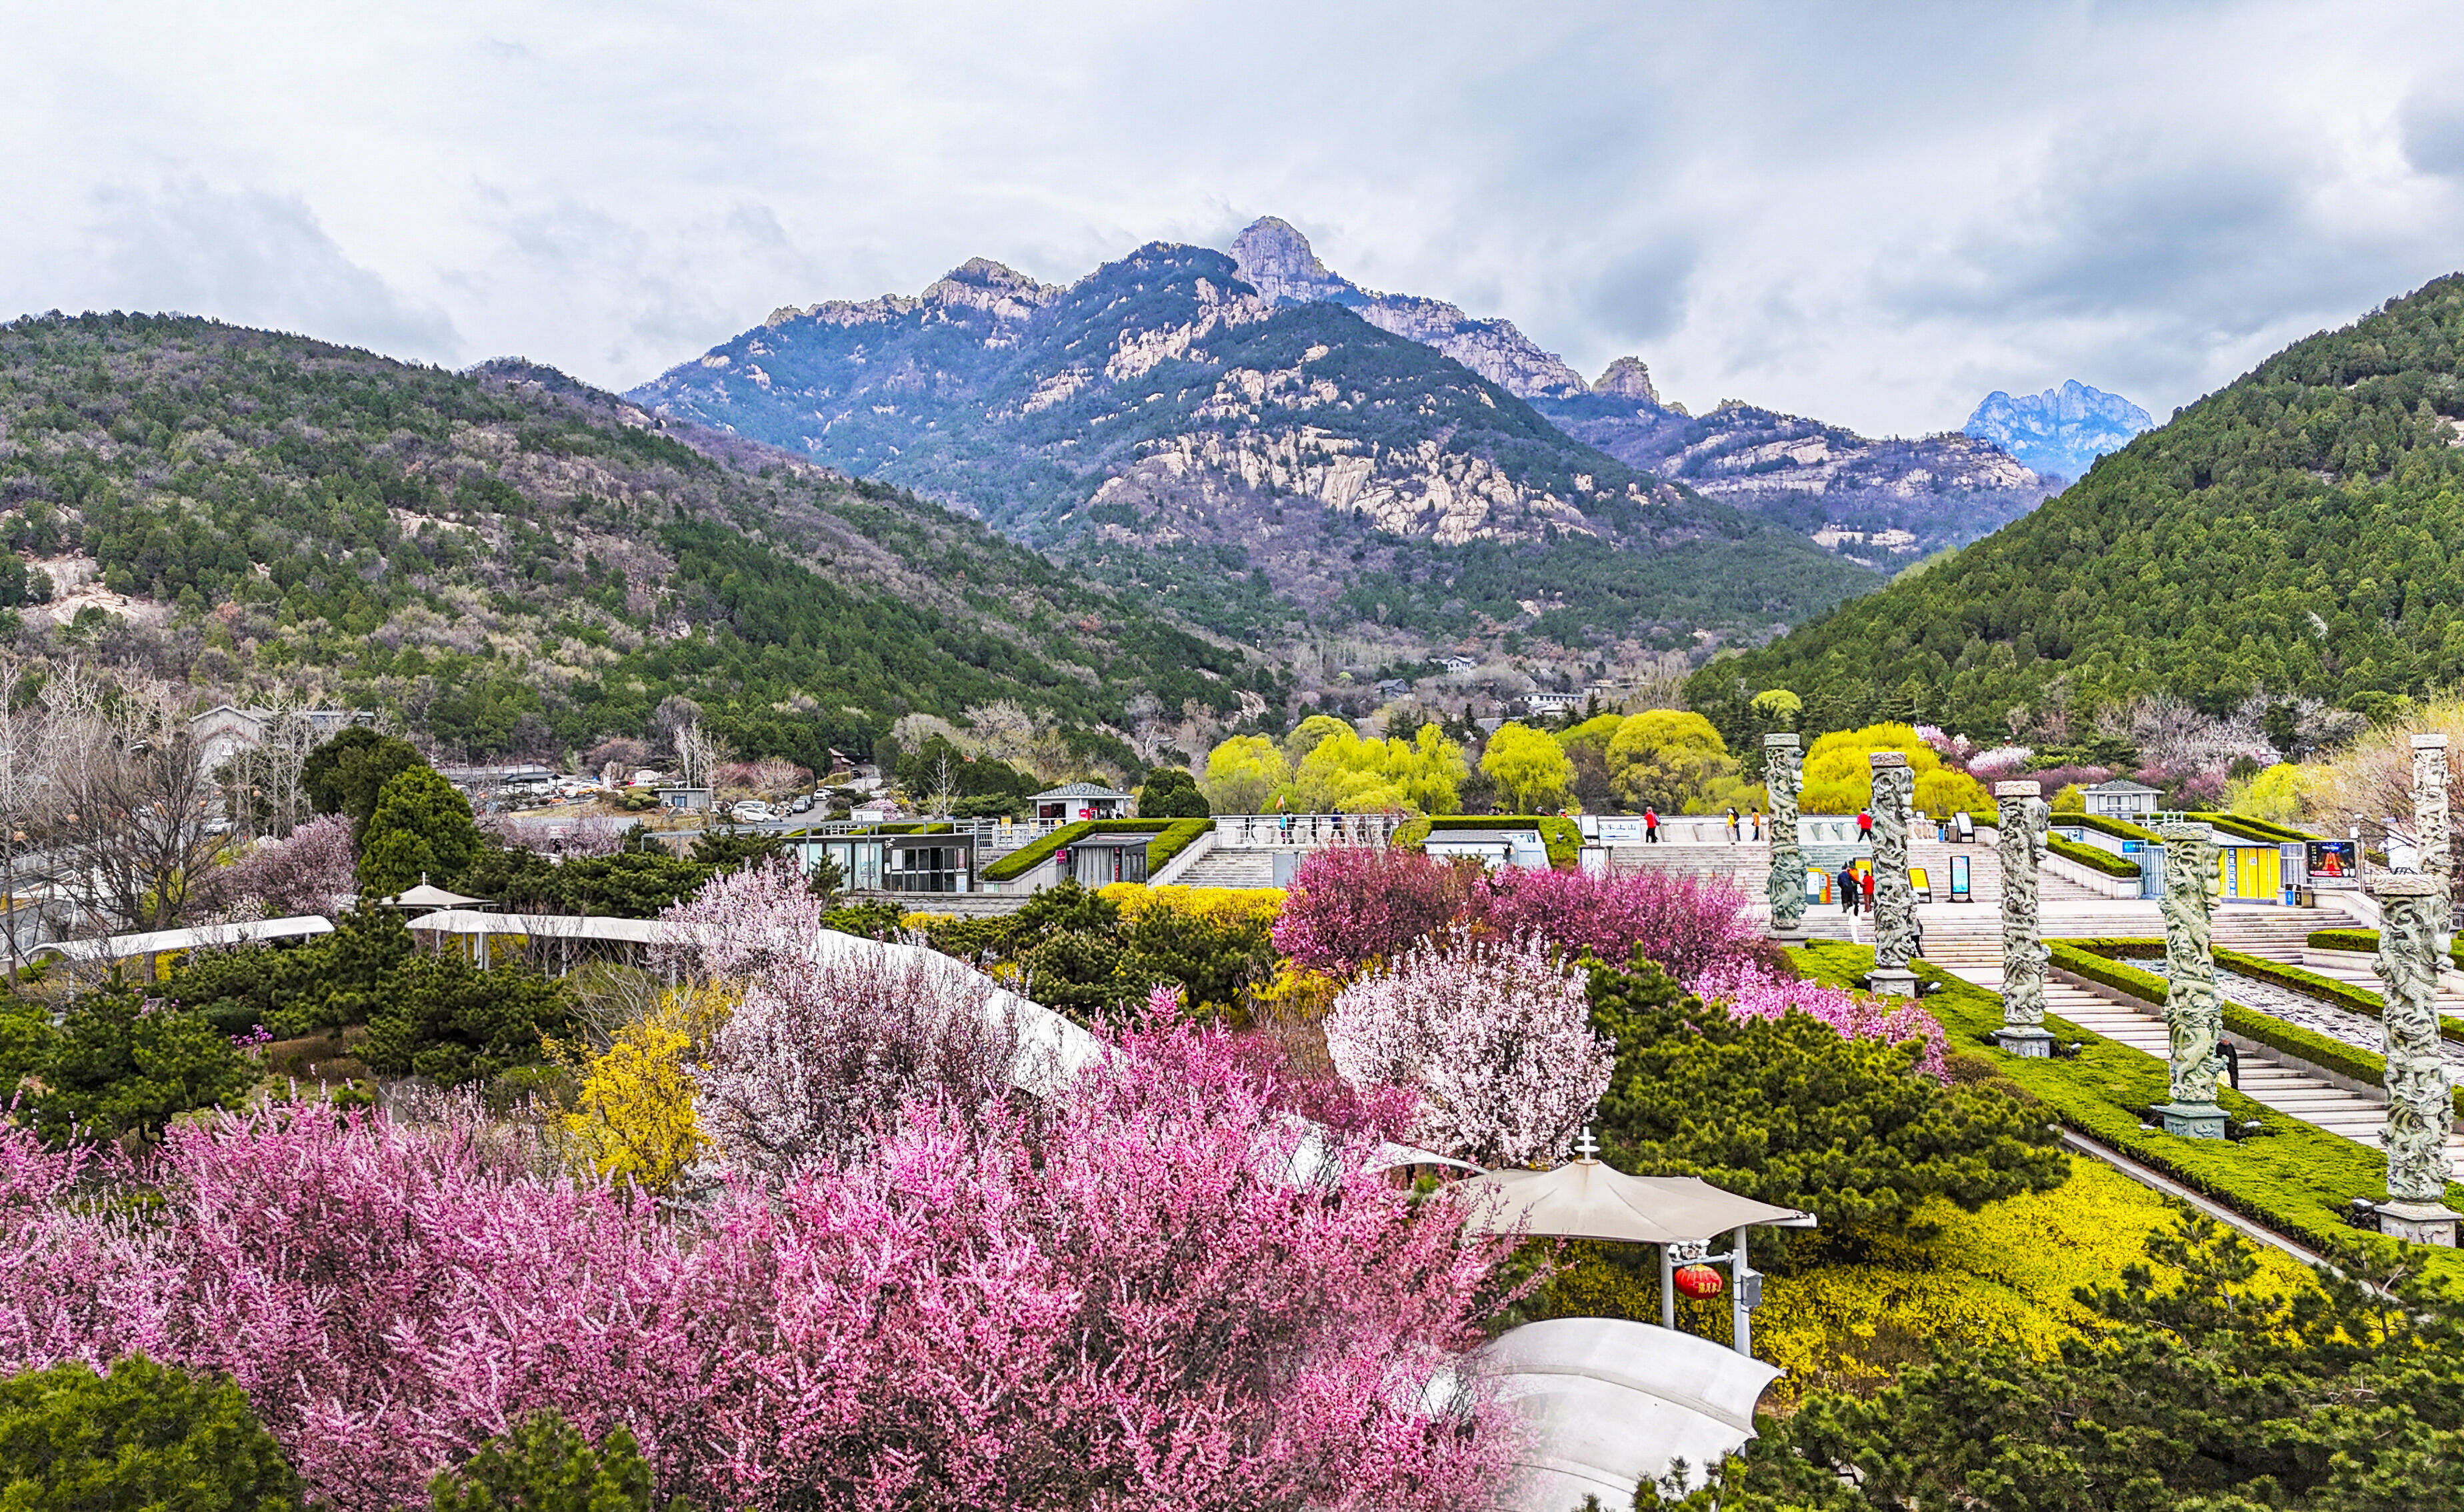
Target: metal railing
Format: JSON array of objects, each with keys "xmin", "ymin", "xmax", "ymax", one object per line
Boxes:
[{"xmin": 1213, "ymin": 813, "xmax": 1405, "ymax": 850}]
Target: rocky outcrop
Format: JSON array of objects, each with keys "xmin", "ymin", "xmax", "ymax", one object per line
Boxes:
[
  {"xmin": 1227, "ymin": 217, "xmax": 1588, "ymax": 399},
  {"xmin": 1962, "ymin": 380, "xmax": 2153, "ymax": 481},
  {"xmin": 1592, "ymin": 357, "xmax": 1661, "ymax": 405}
]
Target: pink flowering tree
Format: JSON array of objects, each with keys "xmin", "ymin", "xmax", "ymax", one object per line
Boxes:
[
  {"xmin": 1687, "ymin": 959, "xmax": 1950, "ymax": 1081},
  {"xmin": 695, "ymin": 943, "xmax": 1025, "ymax": 1177},
  {"xmin": 1324, "ymin": 929, "xmax": 1615, "ymax": 1168},
  {"xmin": 200, "ymin": 813, "xmax": 357, "ymax": 919},
  {"xmin": 0, "ymin": 1030, "xmax": 1521, "ymax": 1511},
  {"xmin": 1273, "ymin": 845, "xmax": 1477, "ymax": 975},
  {"xmin": 659, "ymin": 858, "xmax": 824, "ymax": 983},
  {"xmin": 1465, "ymin": 866, "xmax": 1761, "ymax": 983}
]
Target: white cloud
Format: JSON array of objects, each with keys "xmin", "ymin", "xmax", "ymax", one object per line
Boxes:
[{"xmin": 3, "ymin": 0, "xmax": 2462, "ymax": 435}]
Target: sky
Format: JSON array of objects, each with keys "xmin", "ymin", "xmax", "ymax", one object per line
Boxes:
[{"xmin": 6, "ymin": 1, "xmax": 2464, "ymax": 436}]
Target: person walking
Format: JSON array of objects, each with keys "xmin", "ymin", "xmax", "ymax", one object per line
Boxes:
[
  {"xmin": 1861, "ymin": 867, "xmax": 1876, "ymax": 915},
  {"xmin": 1725, "ymin": 805, "xmax": 1740, "ymax": 843},
  {"xmin": 1751, "ymin": 809, "xmax": 1763, "ymax": 842},
  {"xmin": 1856, "ymin": 807, "xmax": 1873, "ymax": 843},
  {"xmin": 1838, "ymin": 867, "xmax": 1858, "ymax": 915},
  {"xmin": 1643, "ymin": 807, "xmax": 1661, "ymax": 844}
]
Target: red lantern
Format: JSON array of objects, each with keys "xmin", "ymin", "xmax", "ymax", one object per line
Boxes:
[{"xmin": 1672, "ymin": 1263, "xmax": 1724, "ymax": 1300}]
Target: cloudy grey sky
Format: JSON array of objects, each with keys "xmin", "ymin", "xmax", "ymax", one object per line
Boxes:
[{"xmin": 5, "ymin": 0, "xmax": 2461, "ymax": 435}]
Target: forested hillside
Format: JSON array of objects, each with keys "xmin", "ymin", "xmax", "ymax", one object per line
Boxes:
[
  {"xmin": 0, "ymin": 313, "xmax": 1273, "ymax": 764},
  {"xmin": 1691, "ymin": 273, "xmax": 2464, "ymax": 741}
]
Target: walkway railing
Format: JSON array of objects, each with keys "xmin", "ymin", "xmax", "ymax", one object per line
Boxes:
[{"xmin": 1214, "ymin": 813, "xmax": 1404, "ymax": 850}]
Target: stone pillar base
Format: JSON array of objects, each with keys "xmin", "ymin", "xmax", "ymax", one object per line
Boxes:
[
  {"xmin": 1867, "ymin": 967, "xmax": 1918, "ymax": 999},
  {"xmin": 1766, "ymin": 923, "xmax": 1808, "ymax": 944},
  {"xmin": 2153, "ymin": 1101, "xmax": 2228, "ymax": 1139},
  {"xmin": 2374, "ymin": 1200, "xmax": 2462, "ymax": 1246},
  {"xmin": 1989, "ymin": 1025, "xmax": 2055, "ymax": 1057}
]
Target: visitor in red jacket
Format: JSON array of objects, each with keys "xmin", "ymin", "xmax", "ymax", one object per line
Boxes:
[
  {"xmin": 1861, "ymin": 868, "xmax": 1876, "ymax": 911},
  {"xmin": 1643, "ymin": 808, "xmax": 1661, "ymax": 844}
]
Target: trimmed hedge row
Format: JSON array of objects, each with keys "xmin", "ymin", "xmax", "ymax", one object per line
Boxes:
[
  {"xmin": 2046, "ymin": 834, "xmax": 2140, "ymax": 878},
  {"xmin": 2181, "ymin": 809, "xmax": 2321, "ymax": 845},
  {"xmin": 980, "ymin": 819, "xmax": 1169, "ymax": 883},
  {"xmin": 1145, "ymin": 817, "xmax": 1215, "ymax": 873},
  {"xmin": 1787, "ymin": 941, "xmax": 2464, "ymax": 1275},
  {"xmin": 2046, "ymin": 942, "xmax": 2393, "ymax": 1093},
  {"xmin": 2048, "ymin": 812, "xmax": 2162, "ymax": 843},
  {"xmin": 2062, "ymin": 935, "xmax": 2464, "ymax": 1043}
]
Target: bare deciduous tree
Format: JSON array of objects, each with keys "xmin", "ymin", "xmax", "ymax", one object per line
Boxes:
[
  {"xmin": 673, "ymin": 719, "xmax": 729, "ymax": 791},
  {"xmin": 42, "ymin": 674, "xmax": 226, "ymax": 934}
]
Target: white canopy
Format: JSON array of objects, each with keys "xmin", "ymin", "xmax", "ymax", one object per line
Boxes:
[
  {"xmin": 1461, "ymin": 1157, "xmax": 1815, "ymax": 1245},
  {"xmin": 34, "ymin": 915, "xmax": 336, "ymax": 965},
  {"xmin": 379, "ymin": 882, "xmax": 491, "ymax": 910},
  {"xmin": 1483, "ymin": 1317, "xmax": 1781, "ymax": 1511}
]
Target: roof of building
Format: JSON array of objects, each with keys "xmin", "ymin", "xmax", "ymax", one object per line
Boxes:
[
  {"xmin": 405, "ymin": 910, "xmax": 688, "ymax": 945},
  {"xmin": 1031, "ymin": 781, "xmax": 1131, "ymax": 800},
  {"xmin": 2086, "ymin": 778, "xmax": 2162, "ymax": 793},
  {"xmin": 33, "ymin": 915, "xmax": 336, "ymax": 964}
]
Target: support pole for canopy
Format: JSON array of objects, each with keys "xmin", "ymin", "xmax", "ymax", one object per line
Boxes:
[
  {"xmin": 1730, "ymin": 1227, "xmax": 1751, "ymax": 1359},
  {"xmin": 1659, "ymin": 1244, "xmax": 1676, "ymax": 1331}
]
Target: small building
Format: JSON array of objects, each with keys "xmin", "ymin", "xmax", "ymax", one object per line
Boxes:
[
  {"xmin": 1032, "ymin": 782, "xmax": 1131, "ymax": 823},
  {"xmin": 788, "ymin": 830, "xmax": 979, "ymax": 893},
  {"xmin": 1526, "ymin": 691, "xmax": 1586, "ymax": 716},
  {"xmin": 1438, "ymin": 655, "xmax": 1479, "ymax": 675},
  {"xmin": 1376, "ymin": 678, "xmax": 1411, "ymax": 699},
  {"xmin": 657, "ymin": 786, "xmax": 713, "ymax": 813},
  {"xmin": 2082, "ymin": 779, "xmax": 2162, "ymax": 819},
  {"xmin": 1063, "ymin": 830, "xmax": 1150, "ymax": 887},
  {"xmin": 1424, "ymin": 827, "xmax": 1549, "ymax": 871},
  {"xmin": 190, "ymin": 705, "xmax": 373, "ymax": 773}
]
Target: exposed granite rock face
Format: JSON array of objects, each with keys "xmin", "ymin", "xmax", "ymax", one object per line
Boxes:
[
  {"xmin": 2159, "ymin": 823, "xmax": 2224, "ymax": 1107},
  {"xmin": 2375, "ymin": 876, "xmax": 2455, "ymax": 1205},
  {"xmin": 1592, "ymin": 357, "xmax": 1661, "ymax": 406},
  {"xmin": 1962, "ymin": 380, "xmax": 2153, "ymax": 481},
  {"xmin": 1227, "ymin": 217, "xmax": 1589, "ymax": 400}
]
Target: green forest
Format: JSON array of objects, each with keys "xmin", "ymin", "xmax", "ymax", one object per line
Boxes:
[
  {"xmin": 0, "ymin": 313, "xmax": 1277, "ymax": 761},
  {"xmin": 1693, "ymin": 274, "xmax": 2464, "ymax": 740}
]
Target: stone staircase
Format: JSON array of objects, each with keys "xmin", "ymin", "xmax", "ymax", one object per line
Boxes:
[
  {"xmin": 2035, "ymin": 973, "xmax": 2464, "ymax": 1178},
  {"xmin": 1171, "ymin": 849, "xmax": 1279, "ymax": 889}
]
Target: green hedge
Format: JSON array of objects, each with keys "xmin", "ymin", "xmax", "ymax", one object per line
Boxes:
[
  {"xmin": 1787, "ymin": 941, "xmax": 2464, "ymax": 1275},
  {"xmin": 979, "ymin": 819, "xmax": 1169, "ymax": 883},
  {"xmin": 2047, "ymin": 811, "xmax": 2162, "ymax": 843},
  {"xmin": 2061, "ymin": 935, "xmax": 2464, "ymax": 1043},
  {"xmin": 2183, "ymin": 810, "xmax": 2321, "ymax": 845},
  {"xmin": 2308, "ymin": 925, "xmax": 2464, "ymax": 974},
  {"xmin": 1145, "ymin": 817, "xmax": 1215, "ymax": 874},
  {"xmin": 1423, "ymin": 815, "xmax": 1583, "ymax": 869},
  {"xmin": 2046, "ymin": 834, "xmax": 2141, "ymax": 879}
]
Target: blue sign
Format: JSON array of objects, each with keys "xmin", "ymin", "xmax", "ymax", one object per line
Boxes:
[{"xmin": 1949, "ymin": 853, "xmax": 1971, "ymax": 900}]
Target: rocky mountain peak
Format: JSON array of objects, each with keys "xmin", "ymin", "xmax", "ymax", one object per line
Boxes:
[
  {"xmin": 1592, "ymin": 356, "xmax": 1661, "ymax": 406},
  {"xmin": 1229, "ymin": 217, "xmax": 1352, "ymax": 305},
  {"xmin": 1962, "ymin": 380, "xmax": 2154, "ymax": 482}
]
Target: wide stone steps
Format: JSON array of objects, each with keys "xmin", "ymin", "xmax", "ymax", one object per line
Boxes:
[
  {"xmin": 2296, "ymin": 951, "xmax": 2464, "ymax": 1018},
  {"xmin": 2036, "ymin": 979, "xmax": 2464, "ymax": 1176},
  {"xmin": 1172, "ymin": 851, "xmax": 1277, "ymax": 889}
]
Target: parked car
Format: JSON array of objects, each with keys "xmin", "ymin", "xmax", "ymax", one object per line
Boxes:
[
  {"xmin": 729, "ymin": 801, "xmax": 775, "ymax": 823},
  {"xmin": 789, "ymin": 795, "xmax": 814, "ymax": 814}
]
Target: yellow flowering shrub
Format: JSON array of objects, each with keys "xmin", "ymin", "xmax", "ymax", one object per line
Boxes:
[
  {"xmin": 1097, "ymin": 883, "xmax": 1285, "ymax": 927},
  {"xmin": 1533, "ymin": 1155, "xmax": 2314, "ymax": 1406},
  {"xmin": 563, "ymin": 984, "xmax": 732, "ymax": 1197}
]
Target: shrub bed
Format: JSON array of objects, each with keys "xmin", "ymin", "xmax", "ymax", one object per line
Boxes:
[
  {"xmin": 2181, "ymin": 810, "xmax": 2321, "ymax": 844},
  {"xmin": 2049, "ymin": 812, "xmax": 2162, "ymax": 843},
  {"xmin": 2307, "ymin": 925, "xmax": 2464, "ymax": 973},
  {"xmin": 2045, "ymin": 941, "xmax": 2397, "ymax": 1094},
  {"xmin": 2046, "ymin": 835, "xmax": 2139, "ymax": 878},
  {"xmin": 1787, "ymin": 941, "xmax": 2464, "ymax": 1277},
  {"xmin": 2059, "ymin": 935, "xmax": 2464, "ymax": 1043},
  {"xmin": 1145, "ymin": 817, "xmax": 1215, "ymax": 873}
]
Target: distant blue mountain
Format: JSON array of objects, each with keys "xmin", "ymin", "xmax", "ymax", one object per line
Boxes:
[{"xmin": 1962, "ymin": 380, "xmax": 2153, "ymax": 481}]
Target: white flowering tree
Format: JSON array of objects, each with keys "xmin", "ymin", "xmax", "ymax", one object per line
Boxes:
[{"xmin": 1323, "ymin": 929, "xmax": 1613, "ymax": 1169}]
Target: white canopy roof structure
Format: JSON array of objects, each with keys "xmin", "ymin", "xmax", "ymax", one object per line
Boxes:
[
  {"xmin": 405, "ymin": 910, "xmax": 688, "ymax": 946},
  {"xmin": 808, "ymin": 929, "xmax": 1105, "ymax": 1097},
  {"xmin": 1483, "ymin": 1317, "xmax": 1781, "ymax": 1511},
  {"xmin": 1460, "ymin": 1157, "xmax": 1815, "ymax": 1246},
  {"xmin": 34, "ymin": 915, "xmax": 336, "ymax": 965},
  {"xmin": 378, "ymin": 882, "xmax": 491, "ymax": 911}
]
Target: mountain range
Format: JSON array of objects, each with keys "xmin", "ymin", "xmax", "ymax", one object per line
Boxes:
[
  {"xmin": 625, "ymin": 219, "xmax": 2080, "ymax": 653},
  {"xmin": 1962, "ymin": 380, "xmax": 2155, "ymax": 481},
  {"xmin": 1693, "ymin": 273, "xmax": 2464, "ymax": 741}
]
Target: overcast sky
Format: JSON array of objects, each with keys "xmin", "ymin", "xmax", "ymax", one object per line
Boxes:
[{"xmin": 6, "ymin": 1, "xmax": 2463, "ymax": 435}]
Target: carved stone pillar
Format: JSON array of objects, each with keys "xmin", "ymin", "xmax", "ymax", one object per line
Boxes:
[
  {"xmin": 2372, "ymin": 873, "xmax": 2459, "ymax": 1244},
  {"xmin": 1764, "ymin": 734, "xmax": 1805, "ymax": 941},
  {"xmin": 1991, "ymin": 780, "xmax": 2053, "ymax": 1055},
  {"xmin": 1868, "ymin": 751, "xmax": 1918, "ymax": 997},
  {"xmin": 2415, "ymin": 733, "xmax": 2451, "ymax": 914},
  {"xmin": 2155, "ymin": 822, "xmax": 2227, "ymax": 1138}
]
